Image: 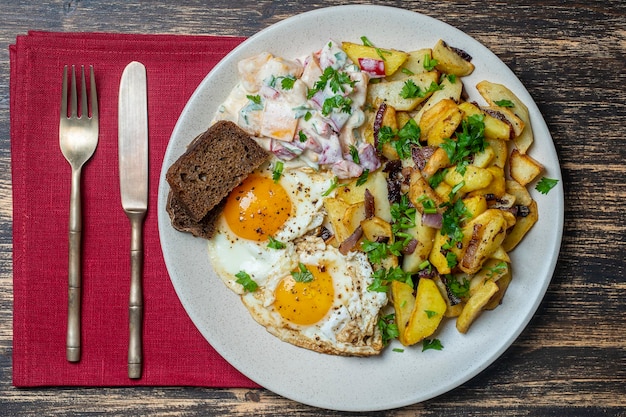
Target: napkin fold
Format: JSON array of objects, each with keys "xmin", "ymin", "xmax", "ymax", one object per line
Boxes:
[{"xmin": 10, "ymin": 31, "xmax": 260, "ymax": 388}]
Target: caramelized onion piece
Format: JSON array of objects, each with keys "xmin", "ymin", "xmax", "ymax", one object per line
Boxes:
[
  {"xmin": 402, "ymin": 238, "xmax": 418, "ymax": 255},
  {"xmin": 339, "ymin": 225, "xmax": 363, "ymax": 255},
  {"xmin": 364, "ymin": 189, "xmax": 375, "ymax": 219},
  {"xmin": 422, "ymin": 212, "xmax": 443, "ymax": 229},
  {"xmin": 373, "ymin": 102, "xmax": 387, "ymax": 149}
]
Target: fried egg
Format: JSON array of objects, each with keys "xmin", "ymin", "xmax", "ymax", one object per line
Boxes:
[
  {"xmin": 240, "ymin": 236, "xmax": 388, "ymax": 356},
  {"xmin": 206, "ymin": 158, "xmax": 388, "ymax": 356},
  {"xmin": 207, "ymin": 159, "xmax": 333, "ymax": 295}
]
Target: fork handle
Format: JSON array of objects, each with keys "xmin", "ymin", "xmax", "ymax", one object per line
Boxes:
[
  {"xmin": 67, "ymin": 167, "xmax": 82, "ymax": 362},
  {"xmin": 127, "ymin": 210, "xmax": 145, "ymax": 379}
]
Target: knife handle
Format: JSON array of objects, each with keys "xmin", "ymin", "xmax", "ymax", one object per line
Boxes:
[
  {"xmin": 67, "ymin": 167, "xmax": 82, "ymax": 362},
  {"xmin": 127, "ymin": 211, "xmax": 145, "ymax": 379}
]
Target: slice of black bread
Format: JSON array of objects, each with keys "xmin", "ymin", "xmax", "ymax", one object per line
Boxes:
[
  {"xmin": 166, "ymin": 120, "xmax": 269, "ymax": 223},
  {"xmin": 166, "ymin": 190, "xmax": 224, "ymax": 239}
]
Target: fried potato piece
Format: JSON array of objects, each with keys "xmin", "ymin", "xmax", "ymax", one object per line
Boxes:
[
  {"xmin": 404, "ymin": 278, "xmax": 447, "ymax": 345},
  {"xmin": 457, "ymin": 101, "xmax": 512, "ymax": 141},
  {"xmin": 323, "ymin": 198, "xmax": 353, "ymax": 243},
  {"xmin": 402, "ymin": 217, "xmax": 436, "ymax": 274},
  {"xmin": 391, "ymin": 280, "xmax": 416, "ymax": 346},
  {"xmin": 335, "ymin": 170, "xmax": 392, "ymax": 222},
  {"xmin": 456, "ymin": 279, "xmax": 499, "ymax": 333},
  {"xmin": 502, "ymin": 200, "xmax": 538, "ymax": 251},
  {"xmin": 510, "ymin": 149, "xmax": 544, "ymax": 186},
  {"xmin": 459, "ymin": 209, "xmax": 508, "ymax": 275},
  {"xmin": 476, "ymin": 80, "xmax": 533, "ymax": 153},
  {"xmin": 360, "ymin": 216, "xmax": 393, "ymax": 242},
  {"xmin": 387, "ymin": 48, "xmax": 434, "ymax": 81},
  {"xmin": 414, "ymin": 74, "xmax": 463, "ymax": 124},
  {"xmin": 443, "ymin": 165, "xmax": 494, "ymax": 194},
  {"xmin": 419, "ymin": 98, "xmax": 464, "ymax": 146},
  {"xmin": 432, "ymin": 39, "xmax": 475, "ymax": 76},
  {"xmin": 367, "ymin": 72, "xmax": 440, "ymax": 111},
  {"xmin": 342, "ymin": 42, "xmax": 409, "ymax": 76}
]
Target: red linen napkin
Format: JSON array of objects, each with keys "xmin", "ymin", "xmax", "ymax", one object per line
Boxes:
[{"xmin": 10, "ymin": 31, "xmax": 261, "ymax": 388}]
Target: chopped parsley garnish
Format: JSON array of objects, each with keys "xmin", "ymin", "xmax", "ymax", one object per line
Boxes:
[
  {"xmin": 322, "ymin": 95, "xmax": 353, "ymax": 116},
  {"xmin": 494, "ymin": 99, "xmax": 515, "ymax": 108},
  {"xmin": 445, "ymin": 74, "xmax": 457, "ymax": 83},
  {"xmin": 376, "ymin": 119, "xmax": 421, "ymax": 160},
  {"xmin": 349, "ymin": 145, "xmax": 360, "ymax": 163},
  {"xmin": 440, "ymin": 197, "xmax": 471, "ymax": 245},
  {"xmin": 428, "ymin": 168, "xmax": 448, "ymax": 189},
  {"xmin": 272, "ymin": 161, "xmax": 284, "ymax": 183},
  {"xmin": 267, "ymin": 237, "xmax": 286, "ymax": 250},
  {"xmin": 400, "ymin": 80, "xmax": 441, "ymax": 99},
  {"xmin": 378, "ymin": 313, "xmax": 399, "ymax": 346},
  {"xmin": 446, "ymin": 275, "xmax": 470, "ymax": 299},
  {"xmin": 486, "ymin": 261, "xmax": 508, "ymax": 278},
  {"xmin": 401, "ymin": 68, "xmax": 415, "ymax": 76},
  {"xmin": 425, "ymin": 310, "xmax": 438, "ymax": 319},
  {"xmin": 298, "ymin": 130, "xmax": 307, "ymax": 143},
  {"xmin": 390, "ymin": 194, "xmax": 416, "ymax": 235},
  {"xmin": 280, "ymin": 75, "xmax": 296, "ymax": 90},
  {"xmin": 291, "ymin": 263, "xmax": 314, "ymax": 283},
  {"xmin": 422, "ymin": 338, "xmax": 443, "ymax": 351},
  {"xmin": 446, "ymin": 251, "xmax": 458, "ymax": 269},
  {"xmin": 322, "ymin": 176, "xmax": 341, "ymax": 196},
  {"xmin": 356, "ymin": 169, "xmax": 370, "ymax": 186},
  {"xmin": 360, "ymin": 36, "xmax": 374, "ymax": 47},
  {"xmin": 235, "ymin": 271, "xmax": 258, "ymax": 293},
  {"xmin": 310, "ymin": 66, "xmax": 357, "ymax": 97},
  {"xmin": 367, "ymin": 265, "xmax": 413, "ymax": 292},
  {"xmin": 423, "ymin": 54, "xmax": 439, "ymax": 71},
  {"xmin": 304, "ymin": 111, "xmax": 312, "ymax": 121},
  {"xmin": 362, "ymin": 239, "xmax": 406, "ymax": 265},
  {"xmin": 535, "ymin": 177, "xmax": 559, "ymax": 194},
  {"xmin": 246, "ymin": 94, "xmax": 261, "ymax": 105},
  {"xmin": 440, "ymin": 114, "xmax": 487, "ymax": 175},
  {"xmin": 416, "ymin": 194, "xmax": 438, "ymax": 214}
]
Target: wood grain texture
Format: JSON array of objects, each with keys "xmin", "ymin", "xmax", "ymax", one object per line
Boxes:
[{"xmin": 1, "ymin": 0, "xmax": 624, "ymax": 415}]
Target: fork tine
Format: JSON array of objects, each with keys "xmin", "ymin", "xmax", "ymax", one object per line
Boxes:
[
  {"xmin": 60, "ymin": 65, "xmax": 68, "ymax": 119},
  {"xmin": 70, "ymin": 65, "xmax": 78, "ymax": 118},
  {"xmin": 89, "ymin": 65, "xmax": 98, "ymax": 120},
  {"xmin": 80, "ymin": 65, "xmax": 88, "ymax": 119}
]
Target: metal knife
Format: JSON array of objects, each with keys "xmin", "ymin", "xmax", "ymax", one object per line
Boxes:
[{"xmin": 118, "ymin": 61, "xmax": 148, "ymax": 379}]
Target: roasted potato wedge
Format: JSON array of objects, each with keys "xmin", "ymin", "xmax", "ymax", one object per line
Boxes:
[
  {"xmin": 456, "ymin": 279, "xmax": 499, "ymax": 333},
  {"xmin": 502, "ymin": 200, "xmax": 538, "ymax": 251},
  {"xmin": 476, "ymin": 80, "xmax": 533, "ymax": 153},
  {"xmin": 367, "ymin": 72, "xmax": 440, "ymax": 111},
  {"xmin": 391, "ymin": 280, "xmax": 417, "ymax": 346},
  {"xmin": 510, "ymin": 149, "xmax": 544, "ymax": 186},
  {"xmin": 342, "ymin": 41, "xmax": 409, "ymax": 76},
  {"xmin": 419, "ymin": 98, "xmax": 464, "ymax": 146},
  {"xmin": 387, "ymin": 48, "xmax": 434, "ymax": 80},
  {"xmin": 459, "ymin": 209, "xmax": 508, "ymax": 275},
  {"xmin": 432, "ymin": 39, "xmax": 475, "ymax": 76},
  {"xmin": 404, "ymin": 278, "xmax": 447, "ymax": 345},
  {"xmin": 414, "ymin": 74, "xmax": 463, "ymax": 124}
]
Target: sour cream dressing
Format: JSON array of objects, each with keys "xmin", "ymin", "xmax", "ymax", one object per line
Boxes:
[{"xmin": 214, "ymin": 40, "xmax": 381, "ymax": 179}]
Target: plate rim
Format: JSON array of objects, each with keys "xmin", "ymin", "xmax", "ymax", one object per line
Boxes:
[{"xmin": 158, "ymin": 4, "xmax": 564, "ymax": 411}]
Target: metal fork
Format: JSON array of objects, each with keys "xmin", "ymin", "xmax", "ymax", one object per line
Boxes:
[{"xmin": 59, "ymin": 65, "xmax": 99, "ymax": 363}]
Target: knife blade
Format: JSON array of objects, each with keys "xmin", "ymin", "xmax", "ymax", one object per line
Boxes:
[{"xmin": 118, "ymin": 61, "xmax": 148, "ymax": 379}]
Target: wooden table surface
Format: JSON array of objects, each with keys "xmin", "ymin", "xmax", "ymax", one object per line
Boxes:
[{"xmin": 1, "ymin": 1, "xmax": 624, "ymax": 415}]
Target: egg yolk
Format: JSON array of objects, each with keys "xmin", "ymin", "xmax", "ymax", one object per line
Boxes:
[
  {"xmin": 223, "ymin": 173, "xmax": 292, "ymax": 241},
  {"xmin": 274, "ymin": 264, "xmax": 334, "ymax": 325}
]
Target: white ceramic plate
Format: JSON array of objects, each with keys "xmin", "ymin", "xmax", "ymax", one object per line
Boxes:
[{"xmin": 158, "ymin": 5, "xmax": 563, "ymax": 412}]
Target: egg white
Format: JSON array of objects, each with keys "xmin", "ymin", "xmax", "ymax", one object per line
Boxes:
[
  {"xmin": 241, "ymin": 236, "xmax": 388, "ymax": 356},
  {"xmin": 207, "ymin": 160, "xmax": 333, "ymax": 295}
]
